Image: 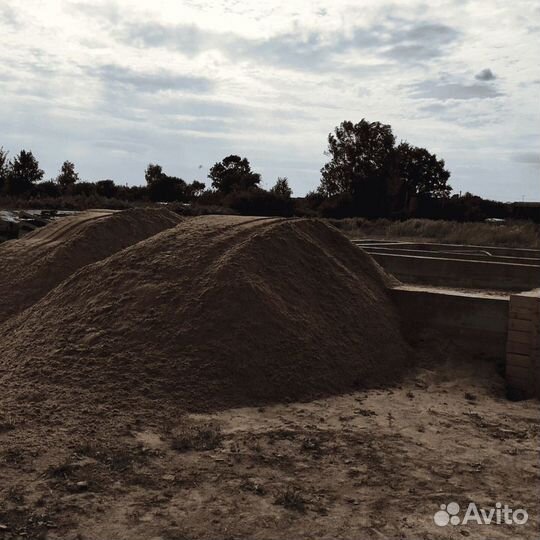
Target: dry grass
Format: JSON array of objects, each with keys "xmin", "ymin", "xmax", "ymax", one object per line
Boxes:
[
  {"xmin": 170, "ymin": 421, "xmax": 223, "ymax": 452},
  {"xmin": 329, "ymin": 218, "xmax": 540, "ymax": 248},
  {"xmin": 0, "ymin": 415, "xmax": 16, "ymax": 433},
  {"xmin": 274, "ymin": 486, "xmax": 307, "ymax": 513}
]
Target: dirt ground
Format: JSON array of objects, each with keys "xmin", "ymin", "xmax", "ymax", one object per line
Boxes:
[{"xmin": 1, "ymin": 336, "xmax": 538, "ymax": 540}]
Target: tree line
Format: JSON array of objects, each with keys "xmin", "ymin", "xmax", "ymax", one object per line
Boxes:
[
  {"xmin": 0, "ymin": 119, "xmax": 526, "ymax": 222},
  {"xmin": 0, "ymin": 146, "xmax": 297, "ymax": 215}
]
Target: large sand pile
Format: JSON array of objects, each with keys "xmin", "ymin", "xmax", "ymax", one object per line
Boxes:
[
  {"xmin": 0, "ymin": 215, "xmax": 407, "ymax": 415},
  {"xmin": 0, "ymin": 208, "xmax": 182, "ymax": 324}
]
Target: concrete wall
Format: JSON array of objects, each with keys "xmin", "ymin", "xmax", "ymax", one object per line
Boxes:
[
  {"xmin": 364, "ymin": 246, "xmax": 539, "ymax": 265},
  {"xmin": 506, "ymin": 290, "xmax": 540, "ymax": 399},
  {"xmin": 390, "ymin": 286, "xmax": 509, "ymax": 360},
  {"xmin": 354, "ymin": 240, "xmax": 540, "ymax": 259},
  {"xmin": 372, "ymin": 252, "xmax": 540, "ymax": 291}
]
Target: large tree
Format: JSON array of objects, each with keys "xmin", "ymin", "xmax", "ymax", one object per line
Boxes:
[
  {"xmin": 145, "ymin": 163, "xmax": 201, "ymax": 202},
  {"xmin": 186, "ymin": 180, "xmax": 206, "ymax": 199},
  {"xmin": 396, "ymin": 142, "xmax": 451, "ymax": 200},
  {"xmin": 56, "ymin": 160, "xmax": 79, "ymax": 189},
  {"xmin": 209, "ymin": 155, "xmax": 261, "ymax": 194},
  {"xmin": 4, "ymin": 149, "xmax": 44, "ymax": 195},
  {"xmin": 319, "ymin": 120, "xmax": 397, "ymax": 216},
  {"xmin": 145, "ymin": 163, "xmax": 165, "ymax": 185},
  {"xmin": 270, "ymin": 177, "xmax": 292, "ymax": 199},
  {"xmin": 318, "ymin": 120, "xmax": 452, "ymax": 217},
  {"xmin": 96, "ymin": 179, "xmax": 118, "ymax": 198}
]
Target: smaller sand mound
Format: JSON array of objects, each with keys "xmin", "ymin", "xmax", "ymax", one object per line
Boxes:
[
  {"xmin": 0, "ymin": 208, "xmax": 182, "ymax": 325},
  {"xmin": 0, "ymin": 216, "xmax": 407, "ymax": 417}
]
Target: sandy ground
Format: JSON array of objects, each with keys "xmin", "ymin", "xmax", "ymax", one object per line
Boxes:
[
  {"xmin": 1, "ymin": 340, "xmax": 538, "ymax": 540},
  {"xmin": 0, "ymin": 214, "xmax": 538, "ymax": 539},
  {"xmin": 0, "ymin": 208, "xmax": 180, "ymax": 324}
]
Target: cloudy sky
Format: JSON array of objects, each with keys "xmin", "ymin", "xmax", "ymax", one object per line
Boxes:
[{"xmin": 1, "ymin": 0, "xmax": 539, "ymax": 200}]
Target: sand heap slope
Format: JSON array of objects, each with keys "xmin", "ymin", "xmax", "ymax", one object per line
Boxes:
[
  {"xmin": 0, "ymin": 215, "xmax": 406, "ymax": 412},
  {"xmin": 0, "ymin": 208, "xmax": 182, "ymax": 324}
]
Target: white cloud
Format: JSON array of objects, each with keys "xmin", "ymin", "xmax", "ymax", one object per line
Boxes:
[{"xmin": 0, "ymin": 0, "xmax": 539, "ymax": 200}]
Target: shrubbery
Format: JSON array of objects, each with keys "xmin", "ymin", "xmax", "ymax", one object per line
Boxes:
[
  {"xmin": 329, "ymin": 217, "xmax": 540, "ymax": 248},
  {"xmin": 224, "ymin": 187, "xmax": 294, "ymax": 217},
  {"xmin": 1, "ymin": 136, "xmax": 538, "ymax": 224}
]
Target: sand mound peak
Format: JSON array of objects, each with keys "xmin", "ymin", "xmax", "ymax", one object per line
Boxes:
[
  {"xmin": 0, "ymin": 207, "xmax": 182, "ymax": 324},
  {"xmin": 0, "ymin": 215, "xmax": 407, "ymax": 415}
]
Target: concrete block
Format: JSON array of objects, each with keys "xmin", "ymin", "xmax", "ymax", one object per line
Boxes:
[
  {"xmin": 509, "ymin": 319, "xmax": 534, "ymax": 332},
  {"xmin": 507, "ymin": 330, "xmax": 532, "ymax": 345},
  {"xmin": 507, "ymin": 341, "xmax": 531, "ymax": 355},
  {"xmin": 506, "ymin": 291, "xmax": 540, "ymax": 398},
  {"xmin": 510, "ymin": 295, "xmax": 540, "ymax": 311},
  {"xmin": 506, "ymin": 363, "xmax": 531, "ymax": 379},
  {"xmin": 507, "ymin": 353, "xmax": 533, "ymax": 368},
  {"xmin": 509, "ymin": 307, "xmax": 536, "ymax": 321}
]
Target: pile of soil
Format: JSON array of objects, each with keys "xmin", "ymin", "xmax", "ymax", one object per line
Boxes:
[
  {"xmin": 0, "ymin": 208, "xmax": 182, "ymax": 324},
  {"xmin": 0, "ymin": 215, "xmax": 407, "ymax": 416}
]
